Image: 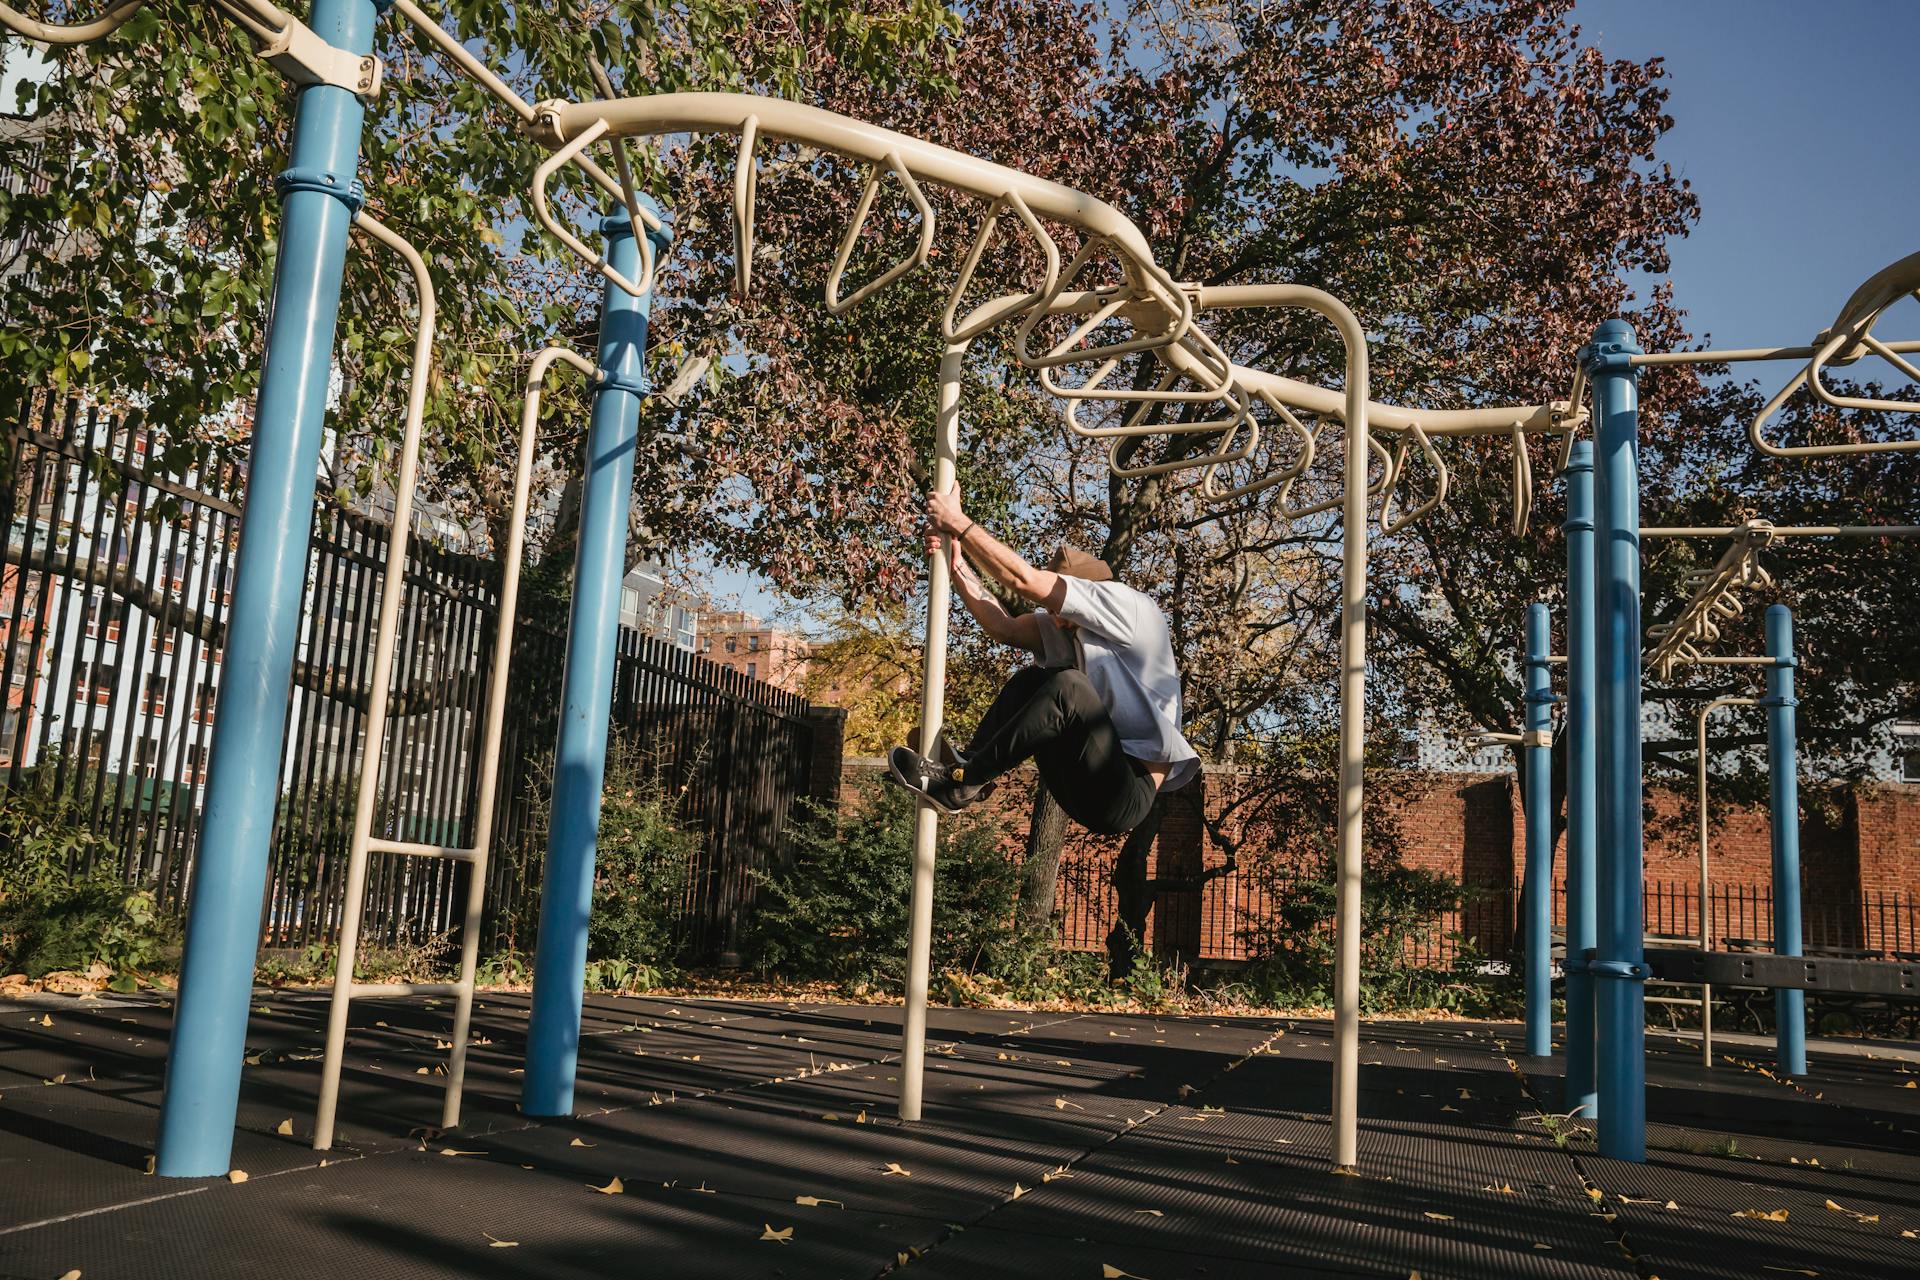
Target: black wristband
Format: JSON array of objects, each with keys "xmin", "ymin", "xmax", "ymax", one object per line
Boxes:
[{"xmin": 955, "ymin": 521, "xmax": 975, "ymax": 543}]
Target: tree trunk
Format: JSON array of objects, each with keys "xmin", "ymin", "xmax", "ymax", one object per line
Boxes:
[
  {"xmin": 1016, "ymin": 779, "xmax": 1068, "ymax": 935},
  {"xmin": 1104, "ymin": 795, "xmax": 1168, "ymax": 979}
]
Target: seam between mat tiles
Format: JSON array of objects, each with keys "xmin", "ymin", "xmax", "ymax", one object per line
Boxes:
[
  {"xmin": 1504, "ymin": 1050, "xmax": 1648, "ymax": 1279},
  {"xmin": 0, "ymin": 1004, "xmax": 1093, "ymax": 1245},
  {"xmin": 0, "ymin": 1151, "xmax": 372, "ymax": 1240},
  {"xmin": 864, "ymin": 1018, "xmax": 1285, "ymax": 1278}
]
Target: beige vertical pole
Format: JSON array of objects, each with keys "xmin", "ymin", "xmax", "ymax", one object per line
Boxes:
[
  {"xmin": 441, "ymin": 347, "xmax": 595, "ymax": 1127},
  {"xmin": 315, "ymin": 212, "xmax": 436, "ymax": 1151},
  {"xmin": 1695, "ymin": 695, "xmax": 1754, "ymax": 1070},
  {"xmin": 1328, "ymin": 301, "xmax": 1370, "ymax": 1172},
  {"xmin": 899, "ymin": 343, "xmax": 963, "ymax": 1121}
]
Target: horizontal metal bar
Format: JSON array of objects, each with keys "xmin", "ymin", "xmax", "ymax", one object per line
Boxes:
[
  {"xmin": 1632, "ymin": 339, "xmax": 1920, "ymax": 367},
  {"xmin": 365, "ymin": 837, "xmax": 479, "ymax": 861},
  {"xmin": 1645, "ymin": 948, "xmax": 1919, "ymax": 996},
  {"xmin": 1643, "ymin": 525, "xmax": 1920, "ymax": 539},
  {"xmin": 347, "ymin": 982, "xmax": 463, "ymax": 1000}
]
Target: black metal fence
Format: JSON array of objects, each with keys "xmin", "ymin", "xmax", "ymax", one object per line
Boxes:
[{"xmin": 3, "ymin": 392, "xmax": 819, "ymax": 961}]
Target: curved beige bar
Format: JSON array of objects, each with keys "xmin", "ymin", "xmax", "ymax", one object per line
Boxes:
[{"xmin": 539, "ymin": 92, "xmax": 1159, "ymax": 267}]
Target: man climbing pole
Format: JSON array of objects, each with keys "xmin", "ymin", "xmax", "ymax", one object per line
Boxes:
[{"xmin": 886, "ymin": 484, "xmax": 1198, "ymax": 835}]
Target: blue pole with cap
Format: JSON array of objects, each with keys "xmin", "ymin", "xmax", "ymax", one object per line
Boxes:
[
  {"xmin": 1583, "ymin": 319, "xmax": 1647, "ymax": 1162},
  {"xmin": 523, "ymin": 207, "xmax": 670, "ymax": 1115},
  {"xmin": 1561, "ymin": 440, "xmax": 1599, "ymax": 1121},
  {"xmin": 1523, "ymin": 602, "xmax": 1556, "ymax": 1058},
  {"xmin": 1764, "ymin": 605, "xmax": 1808, "ymax": 1078},
  {"xmin": 154, "ymin": 0, "xmax": 381, "ymax": 1177}
]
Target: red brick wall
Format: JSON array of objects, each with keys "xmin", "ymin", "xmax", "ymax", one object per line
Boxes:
[{"xmin": 830, "ymin": 758, "xmax": 1920, "ymax": 959}]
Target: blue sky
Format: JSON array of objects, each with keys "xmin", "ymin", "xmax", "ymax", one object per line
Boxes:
[
  {"xmin": 1573, "ymin": 0, "xmax": 1918, "ymax": 350},
  {"xmin": 705, "ymin": 1, "xmax": 1919, "ymax": 627}
]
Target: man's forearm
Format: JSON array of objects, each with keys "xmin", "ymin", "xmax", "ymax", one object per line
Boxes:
[
  {"xmin": 956, "ymin": 522, "xmax": 1052, "ymax": 605},
  {"xmin": 951, "ymin": 551, "xmax": 1016, "ymax": 635}
]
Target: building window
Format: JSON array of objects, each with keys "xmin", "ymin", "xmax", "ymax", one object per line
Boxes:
[
  {"xmin": 726, "ymin": 636, "xmax": 737, "ymax": 653},
  {"xmin": 1896, "ymin": 724, "xmax": 1920, "ymax": 784},
  {"xmin": 61, "ymin": 729, "xmax": 106, "ymax": 770},
  {"xmin": 143, "ymin": 672, "xmax": 169, "ymax": 714},
  {"xmin": 75, "ymin": 670, "xmax": 114, "ymax": 704},
  {"xmin": 746, "ymin": 661, "xmax": 757, "ymax": 680},
  {"xmin": 196, "ymin": 677, "xmax": 218, "ymax": 720},
  {"xmin": 747, "ymin": 634, "xmax": 760, "ymax": 653},
  {"xmin": 133, "ymin": 735, "xmax": 162, "ymax": 778}
]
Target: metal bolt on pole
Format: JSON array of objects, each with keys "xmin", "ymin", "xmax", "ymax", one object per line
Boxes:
[
  {"xmin": 1582, "ymin": 320, "xmax": 1647, "ymax": 1163},
  {"xmin": 153, "ymin": 0, "xmax": 378, "ymax": 1178}
]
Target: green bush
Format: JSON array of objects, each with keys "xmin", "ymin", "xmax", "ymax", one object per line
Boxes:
[
  {"xmin": 515, "ymin": 733, "xmax": 699, "ymax": 989},
  {"xmin": 1235, "ymin": 849, "xmax": 1479, "ymax": 1013},
  {"xmin": 0, "ymin": 777, "xmax": 174, "ymax": 982},
  {"xmin": 745, "ymin": 779, "xmax": 1041, "ymax": 993},
  {"xmin": 585, "ymin": 736, "xmax": 698, "ymax": 988}
]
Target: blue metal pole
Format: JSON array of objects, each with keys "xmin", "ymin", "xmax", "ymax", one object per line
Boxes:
[
  {"xmin": 1764, "ymin": 605, "xmax": 1807, "ymax": 1077},
  {"xmin": 523, "ymin": 208, "xmax": 670, "ymax": 1115},
  {"xmin": 153, "ymin": 0, "xmax": 378, "ymax": 1178},
  {"xmin": 1582, "ymin": 319, "xmax": 1647, "ymax": 1163},
  {"xmin": 1561, "ymin": 440, "xmax": 1599, "ymax": 1120},
  {"xmin": 1523, "ymin": 602, "xmax": 1556, "ymax": 1058}
]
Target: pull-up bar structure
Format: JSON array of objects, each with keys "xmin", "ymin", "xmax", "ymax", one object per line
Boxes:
[{"xmin": 8, "ymin": 0, "xmax": 1913, "ymax": 1184}]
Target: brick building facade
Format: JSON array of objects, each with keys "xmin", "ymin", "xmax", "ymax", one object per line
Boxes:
[{"xmin": 839, "ymin": 759, "xmax": 1920, "ymax": 963}]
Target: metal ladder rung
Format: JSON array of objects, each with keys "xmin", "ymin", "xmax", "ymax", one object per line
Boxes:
[
  {"xmin": 366, "ymin": 837, "xmax": 480, "ymax": 861},
  {"xmin": 348, "ymin": 981, "xmax": 463, "ymax": 1000}
]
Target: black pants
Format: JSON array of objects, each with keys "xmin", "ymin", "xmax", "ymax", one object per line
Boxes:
[{"xmin": 962, "ymin": 665, "xmax": 1157, "ymax": 835}]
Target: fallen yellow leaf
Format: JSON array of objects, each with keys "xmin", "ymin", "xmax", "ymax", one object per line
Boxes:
[
  {"xmin": 1423, "ymin": 1211, "xmax": 1454, "ymax": 1221},
  {"xmin": 226, "ymin": 1170, "xmax": 248, "ymax": 1184},
  {"xmin": 1485, "ymin": 1183, "xmax": 1515, "ymax": 1194},
  {"xmin": 569, "ymin": 1138, "xmax": 595, "ymax": 1148},
  {"xmin": 1054, "ymin": 1097, "xmax": 1083, "ymax": 1111},
  {"xmin": 1043, "ymin": 1166, "xmax": 1073, "ymax": 1182},
  {"xmin": 1824, "ymin": 1199, "xmax": 1879, "ymax": 1224},
  {"xmin": 1732, "ymin": 1208, "xmax": 1789, "ymax": 1222},
  {"xmin": 40, "ymin": 1015, "xmax": 53, "ymax": 1027},
  {"xmin": 796, "ymin": 1195, "xmax": 843, "ymax": 1208},
  {"xmin": 590, "ymin": 1177, "xmax": 624, "ymax": 1195},
  {"xmin": 882, "ymin": 1162, "xmax": 912, "ymax": 1177},
  {"xmin": 275, "ymin": 1119, "xmax": 293, "ymax": 1136},
  {"xmin": 1011, "ymin": 1184, "xmax": 1027, "ymax": 1199},
  {"xmin": 1136, "ymin": 1208, "xmax": 1164, "ymax": 1217},
  {"xmin": 760, "ymin": 1225, "xmax": 794, "ymax": 1244},
  {"xmin": 483, "ymin": 1233, "xmax": 517, "ymax": 1248},
  {"xmin": 1101, "ymin": 1267, "xmax": 1150, "ymax": 1280},
  {"xmin": 57, "ymin": 1271, "xmax": 80, "ymax": 1280},
  {"xmin": 440, "ymin": 1149, "xmax": 487, "ymax": 1158}
]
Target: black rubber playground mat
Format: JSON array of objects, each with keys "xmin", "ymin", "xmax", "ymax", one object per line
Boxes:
[
  {"xmin": 0, "ymin": 1144, "xmax": 954, "ymax": 1280},
  {"xmin": 1581, "ymin": 1147, "xmax": 1920, "ymax": 1280},
  {"xmin": 6, "ymin": 995, "xmax": 1920, "ymax": 1280}
]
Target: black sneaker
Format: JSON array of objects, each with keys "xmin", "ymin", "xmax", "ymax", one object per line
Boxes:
[{"xmin": 886, "ymin": 745, "xmax": 979, "ymax": 814}]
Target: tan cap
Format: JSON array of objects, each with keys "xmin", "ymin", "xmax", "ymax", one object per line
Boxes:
[{"xmin": 1046, "ymin": 544, "xmax": 1113, "ymax": 582}]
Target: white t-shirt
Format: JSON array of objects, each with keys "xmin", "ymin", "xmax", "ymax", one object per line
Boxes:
[{"xmin": 1036, "ymin": 578, "xmax": 1200, "ymax": 792}]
